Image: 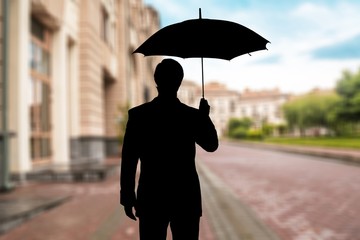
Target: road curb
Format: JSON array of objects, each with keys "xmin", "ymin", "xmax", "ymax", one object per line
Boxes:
[
  {"xmin": 0, "ymin": 195, "xmax": 71, "ymax": 235},
  {"xmin": 224, "ymin": 140, "xmax": 360, "ymax": 165}
]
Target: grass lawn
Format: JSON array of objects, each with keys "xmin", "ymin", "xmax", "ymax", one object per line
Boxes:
[{"xmin": 258, "ymin": 137, "xmax": 360, "ymax": 150}]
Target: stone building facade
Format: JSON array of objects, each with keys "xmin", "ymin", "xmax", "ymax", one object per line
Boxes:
[
  {"xmin": 0, "ymin": 0, "xmax": 5, "ymax": 188},
  {"xmin": 1, "ymin": 0, "xmax": 160, "ymax": 177}
]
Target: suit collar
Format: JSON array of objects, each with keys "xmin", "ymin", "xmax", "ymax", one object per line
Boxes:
[{"xmin": 153, "ymin": 96, "xmax": 181, "ymax": 105}]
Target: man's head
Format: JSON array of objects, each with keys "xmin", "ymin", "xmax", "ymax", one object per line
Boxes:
[{"xmin": 154, "ymin": 59, "xmax": 184, "ymax": 94}]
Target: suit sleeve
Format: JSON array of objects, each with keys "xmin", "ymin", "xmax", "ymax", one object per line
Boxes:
[
  {"xmin": 120, "ymin": 110, "xmax": 139, "ymax": 206},
  {"xmin": 195, "ymin": 112, "xmax": 219, "ymax": 152}
]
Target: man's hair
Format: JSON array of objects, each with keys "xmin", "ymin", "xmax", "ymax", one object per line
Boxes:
[{"xmin": 154, "ymin": 59, "xmax": 184, "ymax": 90}]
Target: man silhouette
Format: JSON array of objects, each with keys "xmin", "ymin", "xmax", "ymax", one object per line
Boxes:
[{"xmin": 120, "ymin": 58, "xmax": 218, "ymax": 240}]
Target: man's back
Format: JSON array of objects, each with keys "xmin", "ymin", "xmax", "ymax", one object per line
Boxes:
[
  {"xmin": 119, "ymin": 58, "xmax": 218, "ymax": 240},
  {"xmin": 121, "ymin": 97, "xmax": 217, "ymax": 217}
]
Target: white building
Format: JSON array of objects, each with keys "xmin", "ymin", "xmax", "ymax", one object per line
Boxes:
[
  {"xmin": 178, "ymin": 81, "xmax": 290, "ymax": 137},
  {"xmin": 237, "ymin": 88, "xmax": 289, "ymax": 128}
]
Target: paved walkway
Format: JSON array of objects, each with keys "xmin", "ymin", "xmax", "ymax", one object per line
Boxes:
[
  {"xmin": 198, "ymin": 143, "xmax": 360, "ymax": 240},
  {"xmin": 0, "ymin": 158, "xmax": 120, "ymax": 236},
  {"xmin": 0, "ymin": 160, "xmax": 216, "ymax": 240},
  {"xmin": 1, "ymin": 143, "xmax": 360, "ymax": 239},
  {"xmin": 199, "ymin": 161, "xmax": 280, "ymax": 240},
  {"xmin": 0, "ymin": 195, "xmax": 70, "ymax": 235}
]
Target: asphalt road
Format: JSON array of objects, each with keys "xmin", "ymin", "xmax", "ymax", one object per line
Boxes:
[{"xmin": 197, "ymin": 142, "xmax": 360, "ymax": 240}]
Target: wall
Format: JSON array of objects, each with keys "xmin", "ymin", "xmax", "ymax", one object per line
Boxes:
[
  {"xmin": 0, "ymin": 0, "xmax": 3, "ymax": 132},
  {"xmin": 0, "ymin": 0, "xmax": 4, "ymax": 185}
]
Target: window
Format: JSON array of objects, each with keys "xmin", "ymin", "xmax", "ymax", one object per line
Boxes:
[
  {"xmin": 29, "ymin": 17, "xmax": 52, "ymax": 162},
  {"xmin": 263, "ymin": 105, "xmax": 268, "ymax": 112},
  {"xmin": 241, "ymin": 107, "xmax": 246, "ymax": 116},
  {"xmin": 252, "ymin": 105, "xmax": 258, "ymax": 117},
  {"xmin": 230, "ymin": 101, "xmax": 235, "ymax": 113},
  {"xmin": 101, "ymin": 7, "xmax": 109, "ymax": 43},
  {"xmin": 275, "ymin": 106, "xmax": 282, "ymax": 118}
]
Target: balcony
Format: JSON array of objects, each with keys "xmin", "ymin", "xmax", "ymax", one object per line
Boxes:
[{"xmin": 31, "ymin": 0, "xmax": 64, "ymax": 30}]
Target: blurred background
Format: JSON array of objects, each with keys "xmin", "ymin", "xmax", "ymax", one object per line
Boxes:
[{"xmin": 0, "ymin": 0, "xmax": 359, "ymax": 239}]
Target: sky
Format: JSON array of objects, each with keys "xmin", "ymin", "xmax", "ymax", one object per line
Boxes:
[{"xmin": 141, "ymin": 0, "xmax": 360, "ymax": 95}]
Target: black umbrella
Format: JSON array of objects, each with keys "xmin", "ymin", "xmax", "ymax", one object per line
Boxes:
[{"xmin": 134, "ymin": 8, "xmax": 270, "ymax": 98}]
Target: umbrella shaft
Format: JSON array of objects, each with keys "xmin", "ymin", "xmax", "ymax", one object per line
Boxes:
[{"xmin": 201, "ymin": 57, "xmax": 204, "ymax": 98}]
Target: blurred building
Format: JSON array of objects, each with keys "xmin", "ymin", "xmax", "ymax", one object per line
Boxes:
[
  {"xmin": 201, "ymin": 82, "xmax": 239, "ymax": 137},
  {"xmin": 237, "ymin": 88, "xmax": 289, "ymax": 128},
  {"xmin": 177, "ymin": 80, "xmax": 200, "ymax": 108},
  {"xmin": 179, "ymin": 81, "xmax": 239, "ymax": 136},
  {"xmin": 179, "ymin": 81, "xmax": 289, "ymax": 137},
  {"xmin": 1, "ymin": 0, "xmax": 160, "ymax": 178}
]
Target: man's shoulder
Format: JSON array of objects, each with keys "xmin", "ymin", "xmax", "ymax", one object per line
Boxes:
[
  {"xmin": 129, "ymin": 99, "xmax": 200, "ymax": 115},
  {"xmin": 179, "ymin": 102, "xmax": 198, "ymax": 112},
  {"xmin": 128, "ymin": 102, "xmax": 154, "ymax": 115},
  {"xmin": 177, "ymin": 102, "xmax": 203, "ymax": 119}
]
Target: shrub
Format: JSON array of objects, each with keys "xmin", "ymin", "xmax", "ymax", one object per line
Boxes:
[
  {"xmin": 262, "ymin": 123, "xmax": 274, "ymax": 136},
  {"xmin": 229, "ymin": 127, "xmax": 248, "ymax": 139},
  {"xmin": 246, "ymin": 129, "xmax": 264, "ymax": 140},
  {"xmin": 227, "ymin": 117, "xmax": 253, "ymax": 138}
]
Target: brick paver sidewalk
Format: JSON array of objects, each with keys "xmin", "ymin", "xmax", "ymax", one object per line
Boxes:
[
  {"xmin": 198, "ymin": 143, "xmax": 360, "ymax": 240},
  {"xmin": 0, "ymin": 159, "xmax": 216, "ymax": 240}
]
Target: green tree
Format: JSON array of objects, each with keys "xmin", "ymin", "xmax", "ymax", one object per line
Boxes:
[
  {"xmin": 282, "ymin": 92, "xmax": 341, "ymax": 135},
  {"xmin": 335, "ymin": 68, "xmax": 360, "ymax": 122}
]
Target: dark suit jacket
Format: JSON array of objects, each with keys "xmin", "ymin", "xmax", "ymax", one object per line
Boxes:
[{"xmin": 120, "ymin": 97, "xmax": 218, "ymax": 217}]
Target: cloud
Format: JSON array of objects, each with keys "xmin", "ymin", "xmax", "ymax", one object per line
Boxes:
[
  {"xmin": 288, "ymin": 2, "xmax": 360, "ymax": 44},
  {"xmin": 142, "ymin": 0, "xmax": 360, "ymax": 94}
]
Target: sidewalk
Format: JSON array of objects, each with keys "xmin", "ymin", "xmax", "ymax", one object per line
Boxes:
[
  {"xmin": 0, "ymin": 192, "xmax": 71, "ymax": 235},
  {"xmin": 0, "ymin": 158, "xmax": 120, "ymax": 236},
  {"xmin": 225, "ymin": 139, "xmax": 360, "ymax": 165}
]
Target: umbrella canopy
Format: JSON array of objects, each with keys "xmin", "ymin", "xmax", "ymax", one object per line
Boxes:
[{"xmin": 134, "ymin": 9, "xmax": 270, "ymax": 97}]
